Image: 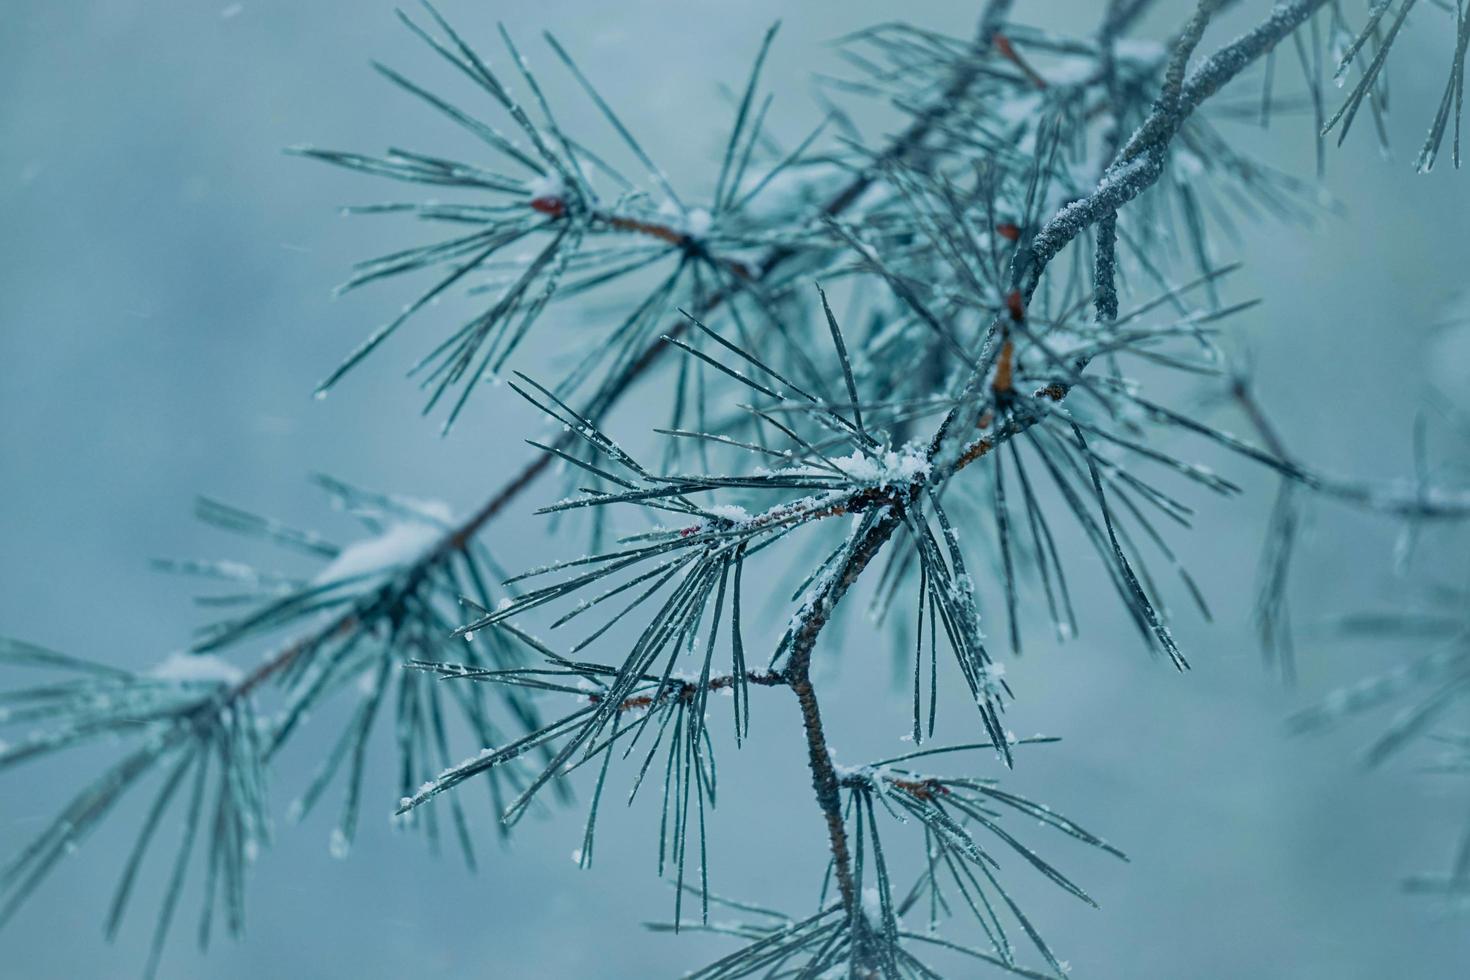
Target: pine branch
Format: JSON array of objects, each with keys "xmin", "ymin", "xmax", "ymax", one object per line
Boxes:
[
  {"xmin": 192, "ymin": 0, "xmax": 1030, "ymax": 795},
  {"xmin": 11, "ymin": 0, "xmax": 1470, "ymax": 975},
  {"xmin": 758, "ymin": 0, "xmax": 1340, "ymax": 950}
]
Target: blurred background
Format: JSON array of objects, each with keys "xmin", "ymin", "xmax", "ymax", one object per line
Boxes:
[{"xmin": 3, "ymin": 1, "xmax": 1470, "ymax": 976}]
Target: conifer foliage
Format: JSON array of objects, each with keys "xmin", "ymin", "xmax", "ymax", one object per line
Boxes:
[{"xmin": 5, "ymin": 1, "xmax": 1470, "ymax": 976}]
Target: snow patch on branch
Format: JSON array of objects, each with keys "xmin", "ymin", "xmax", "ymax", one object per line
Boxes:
[
  {"xmin": 312, "ymin": 501, "xmax": 451, "ymax": 587},
  {"xmin": 527, "ymin": 172, "xmax": 566, "ymax": 201},
  {"xmin": 683, "ymin": 207, "xmax": 712, "ymax": 239},
  {"xmin": 828, "ymin": 445, "xmax": 931, "ymax": 484},
  {"xmin": 151, "ymin": 651, "xmax": 244, "ymax": 686},
  {"xmin": 758, "ymin": 442, "xmax": 931, "ymax": 486}
]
